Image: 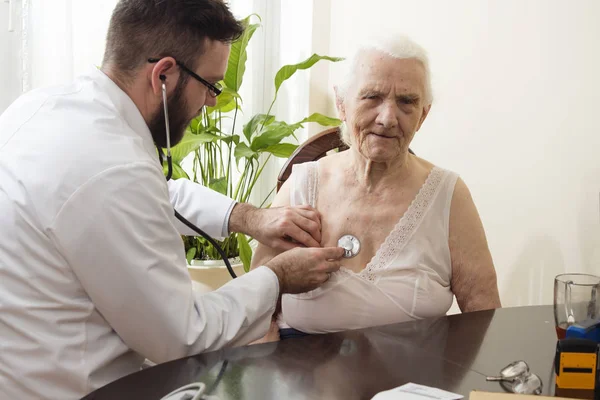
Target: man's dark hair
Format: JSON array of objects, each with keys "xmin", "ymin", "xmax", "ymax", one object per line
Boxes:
[{"xmin": 102, "ymin": 0, "xmax": 243, "ymax": 81}]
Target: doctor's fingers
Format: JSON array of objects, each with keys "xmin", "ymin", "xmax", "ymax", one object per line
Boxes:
[
  {"xmin": 293, "ymin": 205, "xmax": 322, "ymax": 225},
  {"xmin": 292, "ymin": 212, "xmax": 322, "ymax": 244},
  {"xmin": 320, "ymin": 261, "xmax": 341, "ymax": 275},
  {"xmin": 311, "ymin": 248, "xmax": 343, "ymax": 273},
  {"xmin": 313, "ymin": 246, "xmax": 345, "ymax": 261},
  {"xmin": 282, "ymin": 221, "xmax": 321, "ymax": 248},
  {"xmin": 313, "ymin": 264, "xmax": 340, "ymax": 285},
  {"xmin": 282, "ymin": 208, "xmax": 321, "ymax": 238}
]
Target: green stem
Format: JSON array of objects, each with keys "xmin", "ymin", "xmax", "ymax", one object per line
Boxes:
[
  {"xmin": 204, "ymin": 145, "xmax": 210, "ymax": 184},
  {"xmin": 193, "ymin": 150, "xmax": 199, "ymax": 182},
  {"xmin": 257, "ymin": 96, "xmax": 277, "ymax": 136},
  {"xmin": 240, "ymin": 162, "xmax": 254, "ymax": 203},
  {"xmin": 238, "ymin": 160, "xmax": 254, "ymax": 203},
  {"xmin": 258, "ymin": 184, "xmax": 277, "ymax": 208},
  {"xmin": 233, "ymin": 162, "xmax": 250, "ymax": 200},
  {"xmin": 208, "ymin": 143, "xmax": 214, "ymax": 181},
  {"xmin": 198, "ymin": 149, "xmax": 206, "ymax": 185},
  {"xmin": 210, "ymin": 143, "xmax": 219, "ymax": 180},
  {"xmin": 226, "ymin": 142, "xmax": 232, "ymax": 197},
  {"xmin": 203, "ymin": 108, "xmax": 210, "ymax": 128},
  {"xmin": 244, "ymin": 154, "xmax": 272, "ymax": 203},
  {"xmin": 227, "ymin": 97, "xmax": 240, "ymax": 197},
  {"xmin": 241, "ymin": 162, "xmax": 253, "ymax": 201},
  {"xmin": 218, "ymin": 142, "xmax": 225, "ymax": 178},
  {"xmin": 231, "ymin": 98, "xmax": 240, "ymax": 138}
]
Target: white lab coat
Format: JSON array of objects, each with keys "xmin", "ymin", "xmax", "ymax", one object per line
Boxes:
[{"xmin": 0, "ymin": 68, "xmax": 279, "ymax": 400}]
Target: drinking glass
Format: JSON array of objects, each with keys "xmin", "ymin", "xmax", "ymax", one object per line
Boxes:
[{"xmin": 553, "ymin": 273, "xmax": 600, "ymax": 339}]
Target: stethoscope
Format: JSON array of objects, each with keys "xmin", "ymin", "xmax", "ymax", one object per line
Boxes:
[{"xmin": 158, "ymin": 75, "xmax": 361, "ymax": 279}]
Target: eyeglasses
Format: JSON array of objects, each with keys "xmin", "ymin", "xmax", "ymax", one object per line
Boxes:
[
  {"xmin": 148, "ymin": 57, "xmax": 222, "ymax": 97},
  {"xmin": 486, "ymin": 360, "xmax": 543, "ymax": 395}
]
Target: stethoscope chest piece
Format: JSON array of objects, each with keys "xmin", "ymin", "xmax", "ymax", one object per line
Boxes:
[{"xmin": 337, "ymin": 234, "xmax": 360, "ymax": 258}]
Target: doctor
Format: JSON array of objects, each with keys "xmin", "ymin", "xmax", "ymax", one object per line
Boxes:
[{"xmin": 0, "ymin": 1, "xmax": 344, "ymax": 399}]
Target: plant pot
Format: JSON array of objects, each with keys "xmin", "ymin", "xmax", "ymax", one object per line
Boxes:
[{"xmin": 187, "ymin": 258, "xmax": 247, "ymax": 293}]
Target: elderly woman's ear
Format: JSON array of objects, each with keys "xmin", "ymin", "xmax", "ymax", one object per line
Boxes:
[
  {"xmin": 333, "ymin": 86, "xmax": 346, "ymax": 121},
  {"xmin": 416, "ymin": 104, "xmax": 432, "ymax": 132}
]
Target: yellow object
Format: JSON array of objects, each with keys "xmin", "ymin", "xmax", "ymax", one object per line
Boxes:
[
  {"xmin": 554, "ymin": 337, "xmax": 599, "ymax": 390},
  {"xmin": 555, "ymin": 352, "xmax": 597, "ymax": 390}
]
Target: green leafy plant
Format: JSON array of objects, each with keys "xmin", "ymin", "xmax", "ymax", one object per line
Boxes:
[{"xmin": 163, "ymin": 15, "xmax": 343, "ymax": 272}]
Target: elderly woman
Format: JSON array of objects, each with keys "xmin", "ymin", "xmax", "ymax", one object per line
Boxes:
[{"xmin": 251, "ymin": 36, "xmax": 501, "ymax": 340}]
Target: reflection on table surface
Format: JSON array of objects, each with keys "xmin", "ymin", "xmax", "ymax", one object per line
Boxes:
[{"xmin": 84, "ymin": 306, "xmax": 597, "ymax": 400}]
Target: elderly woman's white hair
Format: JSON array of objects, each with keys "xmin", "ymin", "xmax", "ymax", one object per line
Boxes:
[{"xmin": 334, "ymin": 35, "xmax": 433, "ymax": 146}]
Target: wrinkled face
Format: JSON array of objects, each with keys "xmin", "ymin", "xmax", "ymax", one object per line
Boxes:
[
  {"xmin": 338, "ymin": 51, "xmax": 431, "ymax": 163},
  {"xmin": 150, "ymin": 40, "xmax": 230, "ymax": 148}
]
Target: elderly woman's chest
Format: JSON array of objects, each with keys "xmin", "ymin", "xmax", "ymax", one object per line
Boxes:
[{"xmin": 316, "ymin": 191, "xmax": 413, "ymax": 273}]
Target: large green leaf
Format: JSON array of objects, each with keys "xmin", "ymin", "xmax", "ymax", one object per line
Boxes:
[
  {"xmin": 242, "ymin": 114, "xmax": 274, "ymax": 143},
  {"xmin": 204, "ymin": 125, "xmax": 221, "ymax": 134},
  {"xmin": 234, "ymin": 142, "xmax": 257, "ymax": 164},
  {"xmin": 206, "ymin": 87, "xmax": 241, "ymax": 114},
  {"xmin": 224, "ymin": 15, "xmax": 261, "ymax": 92},
  {"xmin": 298, "ymin": 113, "xmax": 342, "ymax": 127},
  {"xmin": 186, "ymin": 247, "xmax": 197, "ymax": 265},
  {"xmin": 195, "ymin": 132, "xmax": 222, "ymax": 143},
  {"xmin": 251, "ymin": 121, "xmax": 301, "ymax": 151},
  {"xmin": 171, "ymin": 129, "xmax": 209, "ymax": 164},
  {"xmin": 189, "ymin": 116, "xmax": 203, "ymax": 133},
  {"xmin": 219, "ymin": 135, "xmax": 240, "ymax": 145},
  {"xmin": 214, "ymin": 98, "xmax": 239, "ymax": 114},
  {"xmin": 274, "ymin": 54, "xmax": 344, "ymax": 98},
  {"xmin": 237, "ymin": 233, "xmax": 253, "ymax": 272},
  {"xmin": 263, "ymin": 143, "xmax": 299, "ymax": 158},
  {"xmin": 208, "ymin": 177, "xmax": 228, "ymax": 195}
]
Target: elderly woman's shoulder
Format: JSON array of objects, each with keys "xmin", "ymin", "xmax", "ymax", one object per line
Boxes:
[{"xmin": 316, "ymin": 150, "xmax": 346, "ymax": 169}]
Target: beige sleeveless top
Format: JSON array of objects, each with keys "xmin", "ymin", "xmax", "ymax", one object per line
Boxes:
[{"xmin": 279, "ymin": 161, "xmax": 459, "ymax": 333}]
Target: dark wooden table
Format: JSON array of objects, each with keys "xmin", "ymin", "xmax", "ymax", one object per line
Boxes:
[{"xmin": 82, "ymin": 305, "xmax": 596, "ymax": 400}]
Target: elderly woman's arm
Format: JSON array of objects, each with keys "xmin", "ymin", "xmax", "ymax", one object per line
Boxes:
[{"xmin": 449, "ymin": 177, "xmax": 502, "ymax": 312}]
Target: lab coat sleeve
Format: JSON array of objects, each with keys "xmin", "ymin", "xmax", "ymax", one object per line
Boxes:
[
  {"xmin": 167, "ymin": 178, "xmax": 236, "ymax": 239},
  {"xmin": 50, "ymin": 162, "xmax": 279, "ymax": 363}
]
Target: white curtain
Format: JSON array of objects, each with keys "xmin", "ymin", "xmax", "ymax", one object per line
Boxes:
[
  {"xmin": 25, "ymin": 0, "xmax": 118, "ymax": 90},
  {"xmin": 0, "ymin": 0, "xmax": 25, "ymax": 112},
  {"xmin": 243, "ymin": 0, "xmax": 319, "ymax": 205}
]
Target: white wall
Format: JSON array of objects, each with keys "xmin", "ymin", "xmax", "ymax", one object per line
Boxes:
[{"xmin": 325, "ymin": 0, "xmax": 600, "ymax": 308}]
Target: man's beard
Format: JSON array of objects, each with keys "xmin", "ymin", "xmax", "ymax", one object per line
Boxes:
[{"xmin": 148, "ymin": 76, "xmax": 192, "ymax": 149}]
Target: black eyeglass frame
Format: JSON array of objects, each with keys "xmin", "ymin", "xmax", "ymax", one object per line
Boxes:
[{"xmin": 148, "ymin": 57, "xmax": 222, "ymax": 97}]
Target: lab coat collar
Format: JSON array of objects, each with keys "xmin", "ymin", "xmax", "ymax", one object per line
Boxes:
[{"xmin": 87, "ymin": 67, "xmax": 158, "ymax": 159}]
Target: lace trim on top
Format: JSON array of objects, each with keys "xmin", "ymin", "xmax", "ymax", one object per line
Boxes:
[{"xmin": 362, "ymin": 167, "xmax": 445, "ymax": 283}]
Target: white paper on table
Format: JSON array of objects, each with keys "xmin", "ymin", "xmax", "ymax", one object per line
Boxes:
[{"xmin": 371, "ymin": 382, "xmax": 464, "ymax": 400}]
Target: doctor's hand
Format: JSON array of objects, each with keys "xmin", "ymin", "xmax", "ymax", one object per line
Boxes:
[
  {"xmin": 264, "ymin": 246, "xmax": 345, "ymax": 294},
  {"xmin": 229, "ymin": 203, "xmax": 322, "ymax": 251}
]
